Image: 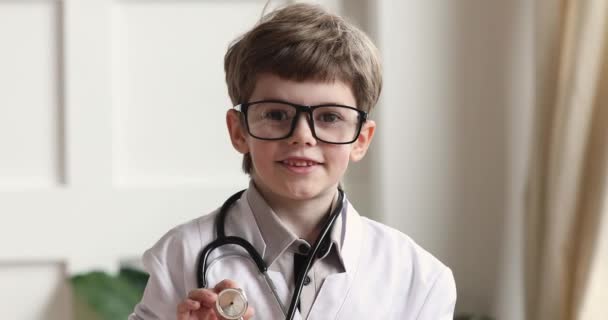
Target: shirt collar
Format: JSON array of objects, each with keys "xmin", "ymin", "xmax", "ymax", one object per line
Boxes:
[{"xmin": 246, "ymin": 181, "xmax": 345, "ymax": 267}]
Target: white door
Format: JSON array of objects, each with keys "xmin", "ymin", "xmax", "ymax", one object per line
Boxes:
[{"xmin": 0, "ymin": 0, "xmax": 348, "ymax": 318}]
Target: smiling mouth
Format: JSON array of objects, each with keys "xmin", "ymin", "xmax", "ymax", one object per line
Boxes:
[{"xmin": 280, "ymin": 159, "xmax": 320, "ymax": 167}]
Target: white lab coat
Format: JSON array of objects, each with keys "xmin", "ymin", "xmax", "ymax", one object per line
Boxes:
[{"xmin": 130, "ymin": 190, "xmax": 456, "ymax": 320}]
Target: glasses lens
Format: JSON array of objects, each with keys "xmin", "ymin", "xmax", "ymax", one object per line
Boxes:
[
  {"xmin": 312, "ymin": 106, "xmax": 361, "ymax": 143},
  {"xmin": 247, "ymin": 102, "xmax": 296, "ymax": 139}
]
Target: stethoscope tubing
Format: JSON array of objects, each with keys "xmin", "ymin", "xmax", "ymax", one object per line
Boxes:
[{"xmin": 285, "ymin": 189, "xmax": 344, "ymax": 319}]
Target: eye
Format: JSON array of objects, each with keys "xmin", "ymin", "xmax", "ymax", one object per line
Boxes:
[
  {"xmin": 317, "ymin": 112, "xmax": 343, "ymax": 123},
  {"xmin": 263, "ymin": 110, "xmax": 289, "ymax": 121}
]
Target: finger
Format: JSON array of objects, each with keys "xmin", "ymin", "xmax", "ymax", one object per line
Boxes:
[
  {"xmin": 176, "ymin": 299, "xmax": 200, "ymax": 319},
  {"xmin": 188, "ymin": 288, "xmax": 217, "ymax": 308},
  {"xmin": 213, "ymin": 279, "xmax": 239, "ymax": 293},
  {"xmin": 243, "ymin": 306, "xmax": 255, "ymax": 320}
]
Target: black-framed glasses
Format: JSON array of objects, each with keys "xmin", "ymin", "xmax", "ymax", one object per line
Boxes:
[{"xmin": 234, "ymin": 100, "xmax": 368, "ymax": 144}]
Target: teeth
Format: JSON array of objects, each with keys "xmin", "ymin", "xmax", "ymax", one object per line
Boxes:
[{"xmin": 283, "ymin": 160, "xmax": 316, "ymax": 167}]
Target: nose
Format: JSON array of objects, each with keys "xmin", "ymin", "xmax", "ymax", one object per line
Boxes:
[{"xmin": 288, "ymin": 112, "xmax": 317, "ymax": 146}]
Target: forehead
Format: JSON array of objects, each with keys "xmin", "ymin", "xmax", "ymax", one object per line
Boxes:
[{"xmin": 249, "ymin": 73, "xmax": 356, "ymax": 107}]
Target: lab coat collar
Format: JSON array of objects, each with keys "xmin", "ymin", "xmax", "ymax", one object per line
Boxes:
[{"xmin": 340, "ymin": 200, "xmax": 363, "ymax": 275}]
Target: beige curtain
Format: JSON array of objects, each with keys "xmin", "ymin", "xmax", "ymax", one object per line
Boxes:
[{"xmin": 526, "ymin": 0, "xmax": 608, "ymax": 319}]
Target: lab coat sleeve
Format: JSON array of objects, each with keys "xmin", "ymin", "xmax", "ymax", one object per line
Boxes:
[
  {"xmin": 415, "ymin": 266, "xmax": 457, "ymax": 320},
  {"xmin": 129, "ymin": 247, "xmax": 184, "ymax": 320}
]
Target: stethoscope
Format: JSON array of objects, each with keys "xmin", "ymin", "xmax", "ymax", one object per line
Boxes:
[{"xmin": 196, "ymin": 188, "xmax": 345, "ymax": 320}]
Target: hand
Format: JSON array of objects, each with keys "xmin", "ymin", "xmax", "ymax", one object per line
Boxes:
[{"xmin": 177, "ymin": 279, "xmax": 255, "ymax": 320}]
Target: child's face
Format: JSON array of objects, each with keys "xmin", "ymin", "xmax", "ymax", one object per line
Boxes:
[{"xmin": 227, "ymin": 73, "xmax": 375, "ymax": 201}]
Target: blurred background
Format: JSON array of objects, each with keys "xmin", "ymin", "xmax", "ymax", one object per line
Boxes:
[{"xmin": 0, "ymin": 0, "xmax": 606, "ymax": 319}]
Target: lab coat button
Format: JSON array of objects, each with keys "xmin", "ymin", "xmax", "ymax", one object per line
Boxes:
[
  {"xmin": 298, "ymin": 243, "xmax": 310, "ymax": 254},
  {"xmin": 303, "ymin": 275, "xmax": 311, "ymax": 286}
]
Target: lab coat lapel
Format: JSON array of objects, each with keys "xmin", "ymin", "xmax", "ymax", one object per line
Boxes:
[
  {"xmin": 307, "ymin": 201, "xmax": 364, "ymax": 320},
  {"xmin": 265, "ymin": 270, "xmax": 303, "ymax": 320}
]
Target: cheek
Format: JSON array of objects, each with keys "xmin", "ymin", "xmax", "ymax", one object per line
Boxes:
[
  {"xmin": 247, "ymin": 141, "xmax": 276, "ymax": 169},
  {"xmin": 325, "ymin": 146, "xmax": 352, "ymax": 172}
]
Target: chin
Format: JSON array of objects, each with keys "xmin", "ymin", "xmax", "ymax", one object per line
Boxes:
[
  {"xmin": 280, "ymin": 184, "xmax": 336, "ymax": 201},
  {"xmin": 280, "ymin": 188, "xmax": 318, "ymax": 200}
]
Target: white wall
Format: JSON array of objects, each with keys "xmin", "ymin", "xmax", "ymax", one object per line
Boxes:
[{"xmin": 370, "ymin": 0, "xmax": 533, "ymax": 318}]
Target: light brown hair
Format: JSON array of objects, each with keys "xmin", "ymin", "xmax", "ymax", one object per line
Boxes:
[{"xmin": 224, "ymin": 3, "xmax": 382, "ymax": 174}]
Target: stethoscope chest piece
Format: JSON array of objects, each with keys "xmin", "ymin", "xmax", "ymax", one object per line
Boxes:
[{"xmin": 216, "ymin": 288, "xmax": 248, "ymax": 320}]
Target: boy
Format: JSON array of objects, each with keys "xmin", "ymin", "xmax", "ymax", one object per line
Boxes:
[{"xmin": 130, "ymin": 3, "xmax": 456, "ymax": 320}]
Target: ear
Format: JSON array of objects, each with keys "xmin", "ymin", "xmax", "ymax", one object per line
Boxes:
[
  {"xmin": 350, "ymin": 120, "xmax": 376, "ymax": 162},
  {"xmin": 226, "ymin": 109, "xmax": 250, "ymax": 154}
]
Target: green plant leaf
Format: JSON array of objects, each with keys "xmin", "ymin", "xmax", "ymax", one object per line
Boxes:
[{"xmin": 71, "ymin": 269, "xmax": 149, "ymax": 320}]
